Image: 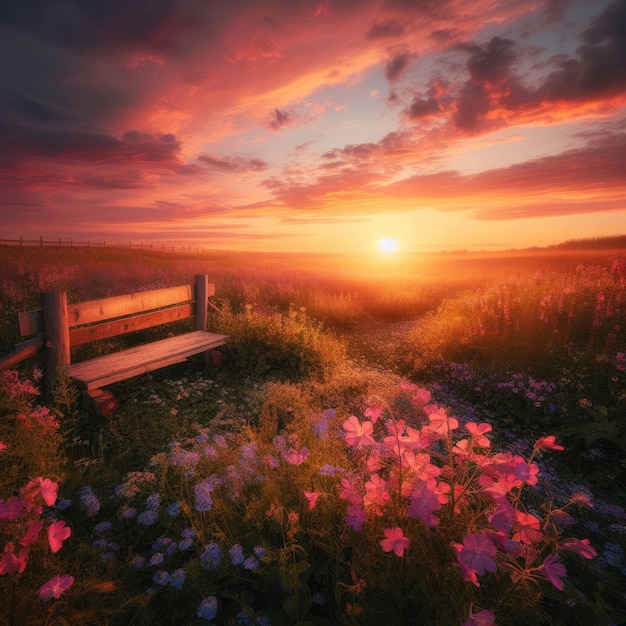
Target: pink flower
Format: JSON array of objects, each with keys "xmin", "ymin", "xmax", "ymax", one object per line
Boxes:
[
  {"xmin": 284, "ymin": 447, "xmax": 309, "ymax": 465},
  {"xmin": 343, "ymin": 416, "xmax": 375, "ymax": 448},
  {"xmin": 513, "ymin": 511, "xmax": 543, "ymax": 544},
  {"xmin": 456, "ymin": 533, "xmax": 497, "ymax": 576},
  {"xmin": 339, "ymin": 478, "xmax": 362, "ymax": 506},
  {"xmin": 452, "ymin": 543, "xmax": 479, "ymax": 587},
  {"xmin": 0, "ymin": 546, "xmax": 28, "ymax": 575},
  {"xmin": 304, "ymin": 491, "xmax": 323, "ymax": 511},
  {"xmin": 466, "ymin": 422, "xmax": 492, "ymax": 448},
  {"xmin": 363, "ymin": 474, "xmax": 390, "ymax": 513},
  {"xmin": 37, "ymin": 478, "xmax": 58, "ymax": 506},
  {"xmin": 0, "ymin": 441, "xmax": 6, "ymax": 451},
  {"xmin": 20, "ymin": 520, "xmax": 44, "ymax": 547},
  {"xmin": 47, "ymin": 520, "xmax": 71, "ymax": 553},
  {"xmin": 39, "ymin": 574, "xmax": 74, "ymax": 601},
  {"xmin": 534, "ymin": 435, "xmax": 564, "ymax": 452},
  {"xmin": 345, "ymin": 504, "xmax": 365, "ymax": 531},
  {"xmin": 560, "ymin": 538, "xmax": 597, "ymax": 559},
  {"xmin": 364, "ymin": 403, "xmax": 383, "ymax": 424},
  {"xmin": 462, "ymin": 603, "xmax": 497, "ymax": 626},
  {"xmin": 541, "ymin": 553, "xmax": 566, "ymax": 590},
  {"xmin": 408, "ymin": 485, "xmax": 442, "ymax": 527},
  {"xmin": 0, "ymin": 496, "xmax": 26, "ymax": 520},
  {"xmin": 380, "ymin": 527, "xmax": 410, "ymax": 557}
]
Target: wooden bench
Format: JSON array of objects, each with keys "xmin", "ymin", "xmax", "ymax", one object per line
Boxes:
[{"xmin": 14, "ymin": 275, "xmax": 227, "ymax": 396}]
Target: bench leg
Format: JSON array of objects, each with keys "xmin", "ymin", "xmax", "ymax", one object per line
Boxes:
[{"xmin": 81, "ymin": 388, "xmax": 118, "ymax": 416}]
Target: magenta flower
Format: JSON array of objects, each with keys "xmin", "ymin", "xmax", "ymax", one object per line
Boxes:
[
  {"xmin": 457, "ymin": 533, "xmax": 497, "ymax": 576},
  {"xmin": 37, "ymin": 478, "xmax": 58, "ymax": 506},
  {"xmin": 0, "ymin": 441, "xmax": 6, "ymax": 451},
  {"xmin": 462, "ymin": 603, "xmax": 497, "ymax": 625},
  {"xmin": 363, "ymin": 474, "xmax": 390, "ymax": 512},
  {"xmin": 342, "ymin": 416, "xmax": 375, "ymax": 448},
  {"xmin": 466, "ymin": 422, "xmax": 492, "ymax": 448},
  {"xmin": 408, "ymin": 485, "xmax": 442, "ymax": 527},
  {"xmin": 541, "ymin": 553, "xmax": 567, "ymax": 590},
  {"xmin": 39, "ymin": 574, "xmax": 74, "ymax": 600},
  {"xmin": 0, "ymin": 547, "xmax": 28, "ymax": 575},
  {"xmin": 534, "ymin": 435, "xmax": 564, "ymax": 452},
  {"xmin": 0, "ymin": 496, "xmax": 26, "ymax": 521},
  {"xmin": 380, "ymin": 527, "xmax": 410, "ymax": 557},
  {"xmin": 513, "ymin": 511, "xmax": 543, "ymax": 544},
  {"xmin": 48, "ymin": 520, "xmax": 71, "ymax": 553},
  {"xmin": 345, "ymin": 505, "xmax": 365, "ymax": 531},
  {"xmin": 304, "ymin": 491, "xmax": 323, "ymax": 510},
  {"xmin": 19, "ymin": 520, "xmax": 44, "ymax": 547},
  {"xmin": 559, "ymin": 537, "xmax": 597, "ymax": 559}
]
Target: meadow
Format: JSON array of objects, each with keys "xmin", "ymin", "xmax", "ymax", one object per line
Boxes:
[{"xmin": 0, "ymin": 242, "xmax": 625, "ymax": 625}]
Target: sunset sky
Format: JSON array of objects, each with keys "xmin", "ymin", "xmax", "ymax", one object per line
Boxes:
[{"xmin": 1, "ymin": 0, "xmax": 625, "ymax": 253}]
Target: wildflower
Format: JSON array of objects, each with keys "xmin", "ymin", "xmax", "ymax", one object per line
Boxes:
[
  {"xmin": 169, "ymin": 567, "xmax": 186, "ymax": 590},
  {"xmin": 364, "ymin": 474, "xmax": 390, "ymax": 513},
  {"xmin": 462, "ymin": 603, "xmax": 496, "ymax": 626},
  {"xmin": 194, "ymin": 481, "xmax": 214, "ymax": 512},
  {"xmin": 304, "ymin": 491, "xmax": 323, "ymax": 510},
  {"xmin": 513, "ymin": 512, "xmax": 543, "ymax": 544},
  {"xmin": 145, "ymin": 493, "xmax": 161, "ymax": 510},
  {"xmin": 345, "ymin": 504, "xmax": 365, "ymax": 531},
  {"xmin": 0, "ymin": 546, "xmax": 28, "ymax": 575},
  {"xmin": 38, "ymin": 574, "xmax": 74, "ymax": 601},
  {"xmin": 20, "ymin": 520, "xmax": 44, "ymax": 549},
  {"xmin": 343, "ymin": 415, "xmax": 375, "ymax": 448},
  {"xmin": 0, "ymin": 441, "xmax": 6, "ymax": 452},
  {"xmin": 37, "ymin": 478, "xmax": 58, "ymax": 506},
  {"xmin": 254, "ymin": 545, "xmax": 267, "ymax": 559},
  {"xmin": 408, "ymin": 484, "xmax": 442, "ymax": 527},
  {"xmin": 466, "ymin": 422, "xmax": 492, "ymax": 447},
  {"xmin": 284, "ymin": 446, "xmax": 309, "ymax": 465},
  {"xmin": 78, "ymin": 486, "xmax": 101, "ymax": 517},
  {"xmin": 152, "ymin": 570, "xmax": 170, "ymax": 586},
  {"xmin": 93, "ymin": 521, "xmax": 112, "ymax": 535},
  {"xmin": 380, "ymin": 527, "xmax": 410, "ymax": 557},
  {"xmin": 570, "ymin": 492, "xmax": 594, "ymax": 508},
  {"xmin": 541, "ymin": 553, "xmax": 567, "ymax": 590},
  {"xmin": 149, "ymin": 552, "xmax": 165, "ymax": 566},
  {"xmin": 457, "ymin": 533, "xmax": 497, "ymax": 576},
  {"xmin": 118, "ymin": 505, "xmax": 137, "ymax": 519},
  {"xmin": 48, "ymin": 520, "xmax": 71, "ymax": 553},
  {"xmin": 0, "ymin": 496, "xmax": 26, "ymax": 520},
  {"xmin": 229, "ymin": 544, "xmax": 245, "ymax": 565},
  {"xmin": 534, "ymin": 435, "xmax": 564, "ymax": 452},
  {"xmin": 200, "ymin": 542, "xmax": 223, "ymax": 570},
  {"xmin": 319, "ymin": 464, "xmax": 337, "ymax": 476},
  {"xmin": 197, "ymin": 596, "xmax": 218, "ymax": 620},
  {"xmin": 181, "ymin": 527, "xmax": 197, "ymax": 539},
  {"xmin": 244, "ymin": 556, "xmax": 259, "ymax": 570},
  {"xmin": 560, "ymin": 538, "xmax": 597, "ymax": 559},
  {"xmin": 132, "ymin": 555, "xmax": 145, "ymax": 568},
  {"xmin": 137, "ymin": 510, "xmax": 158, "ymax": 526},
  {"xmin": 160, "ymin": 500, "xmax": 178, "ymax": 518}
]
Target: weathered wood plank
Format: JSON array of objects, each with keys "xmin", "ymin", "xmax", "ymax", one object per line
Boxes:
[
  {"xmin": 195, "ymin": 274, "xmax": 209, "ymax": 331},
  {"xmin": 41, "ymin": 292, "xmax": 70, "ymax": 397},
  {"xmin": 67, "ymin": 283, "xmax": 215, "ymax": 327},
  {"xmin": 18, "ymin": 309, "xmax": 43, "ymax": 336},
  {"xmin": 0, "ymin": 336, "xmax": 44, "ymax": 372},
  {"xmin": 67, "ymin": 330, "xmax": 227, "ymax": 389},
  {"xmin": 69, "ymin": 303, "xmax": 194, "ymax": 347}
]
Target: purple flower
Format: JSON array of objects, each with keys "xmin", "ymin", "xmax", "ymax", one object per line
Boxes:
[
  {"xmin": 132, "ymin": 555, "xmax": 145, "ymax": 569},
  {"xmin": 93, "ymin": 521, "xmax": 112, "ymax": 535},
  {"xmin": 78, "ymin": 486, "xmax": 100, "ymax": 517},
  {"xmin": 194, "ymin": 481, "xmax": 214, "ymax": 512},
  {"xmin": 229, "ymin": 544, "xmax": 245, "ymax": 565},
  {"xmin": 118, "ymin": 505, "xmax": 137, "ymax": 520},
  {"xmin": 137, "ymin": 510, "xmax": 158, "ymax": 526},
  {"xmin": 197, "ymin": 596, "xmax": 218, "ymax": 620},
  {"xmin": 166, "ymin": 501, "xmax": 181, "ymax": 518},
  {"xmin": 149, "ymin": 552, "xmax": 165, "ymax": 566},
  {"xmin": 200, "ymin": 542, "xmax": 223, "ymax": 571},
  {"xmin": 152, "ymin": 570, "xmax": 170, "ymax": 586},
  {"xmin": 145, "ymin": 493, "xmax": 161, "ymax": 510},
  {"xmin": 243, "ymin": 556, "xmax": 259, "ymax": 570},
  {"xmin": 253, "ymin": 545, "xmax": 267, "ymax": 559},
  {"xmin": 169, "ymin": 568, "xmax": 186, "ymax": 590}
]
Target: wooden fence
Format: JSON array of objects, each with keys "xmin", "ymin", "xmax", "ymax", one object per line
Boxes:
[{"xmin": 0, "ymin": 236, "xmax": 210, "ymax": 255}]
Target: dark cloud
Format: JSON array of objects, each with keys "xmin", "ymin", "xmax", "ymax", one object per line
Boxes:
[
  {"xmin": 12, "ymin": 91, "xmax": 71, "ymax": 123},
  {"xmin": 366, "ymin": 20, "xmax": 405, "ymax": 40},
  {"xmin": 198, "ymin": 154, "xmax": 269, "ymax": 173},
  {"xmin": 452, "ymin": 82, "xmax": 490, "ymax": 131},
  {"xmin": 462, "ymin": 37, "xmax": 517, "ymax": 86},
  {"xmin": 385, "ymin": 52, "xmax": 413, "ymax": 82},
  {"xmin": 269, "ymin": 108, "xmax": 291, "ymax": 130},
  {"xmin": 407, "ymin": 97, "xmax": 440, "ymax": 119},
  {"xmin": 538, "ymin": 0, "xmax": 626, "ymax": 102}
]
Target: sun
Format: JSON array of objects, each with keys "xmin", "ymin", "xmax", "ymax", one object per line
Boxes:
[{"xmin": 377, "ymin": 237, "xmax": 399, "ymax": 253}]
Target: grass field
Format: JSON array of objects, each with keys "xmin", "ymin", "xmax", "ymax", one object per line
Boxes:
[{"xmin": 1, "ymin": 243, "xmax": 625, "ymax": 625}]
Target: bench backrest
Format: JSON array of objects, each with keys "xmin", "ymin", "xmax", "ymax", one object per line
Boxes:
[{"xmin": 18, "ymin": 275, "xmax": 214, "ymax": 348}]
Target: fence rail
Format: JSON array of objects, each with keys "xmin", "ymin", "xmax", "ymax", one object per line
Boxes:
[{"xmin": 0, "ymin": 236, "xmax": 210, "ymax": 255}]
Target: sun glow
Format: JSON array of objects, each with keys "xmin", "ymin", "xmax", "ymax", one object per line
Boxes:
[{"xmin": 378, "ymin": 237, "xmax": 399, "ymax": 253}]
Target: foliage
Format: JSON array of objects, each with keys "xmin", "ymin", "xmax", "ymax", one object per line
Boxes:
[{"xmin": 212, "ymin": 303, "xmax": 346, "ymax": 381}]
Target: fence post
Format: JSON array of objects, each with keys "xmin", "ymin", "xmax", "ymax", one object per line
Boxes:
[
  {"xmin": 41, "ymin": 292, "xmax": 70, "ymax": 398},
  {"xmin": 40, "ymin": 236, "xmax": 43, "ymax": 247},
  {"xmin": 58, "ymin": 238, "xmax": 61, "ymax": 247},
  {"xmin": 20, "ymin": 236, "xmax": 23, "ymax": 247},
  {"xmin": 194, "ymin": 275, "xmax": 209, "ymax": 331}
]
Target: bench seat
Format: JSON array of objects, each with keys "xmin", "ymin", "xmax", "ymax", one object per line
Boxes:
[{"xmin": 67, "ymin": 330, "xmax": 227, "ymax": 390}]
